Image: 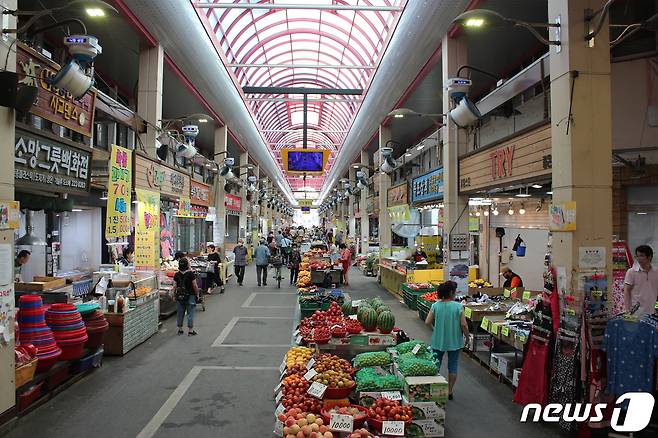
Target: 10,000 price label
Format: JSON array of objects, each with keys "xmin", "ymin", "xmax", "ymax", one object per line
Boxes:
[
  {"xmin": 382, "ymin": 420, "xmax": 405, "ymax": 436},
  {"xmin": 329, "ymin": 414, "xmax": 353, "ymax": 432}
]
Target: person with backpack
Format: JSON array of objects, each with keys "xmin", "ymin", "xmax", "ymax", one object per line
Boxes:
[
  {"xmin": 174, "ymin": 257, "xmax": 200, "ymax": 336},
  {"xmin": 288, "ymin": 244, "xmax": 302, "ymax": 286}
]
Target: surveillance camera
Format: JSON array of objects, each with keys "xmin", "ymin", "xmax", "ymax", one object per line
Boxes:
[
  {"xmin": 445, "ymin": 77, "xmax": 472, "ymax": 100},
  {"xmin": 248, "ymin": 175, "xmax": 257, "ymax": 183},
  {"xmin": 380, "ymin": 146, "xmax": 394, "ymax": 157},
  {"xmin": 176, "ymin": 142, "xmax": 197, "ymax": 159},
  {"xmin": 181, "ymin": 124, "xmax": 199, "ymax": 139},
  {"xmin": 224, "ymin": 157, "xmax": 235, "ymax": 167},
  {"xmin": 380, "ymin": 157, "xmax": 396, "ymax": 174},
  {"xmin": 49, "ymin": 35, "xmax": 102, "ymax": 99}
]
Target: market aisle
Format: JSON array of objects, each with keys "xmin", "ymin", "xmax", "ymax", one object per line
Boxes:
[{"xmin": 2, "ymin": 267, "xmax": 561, "ymax": 438}]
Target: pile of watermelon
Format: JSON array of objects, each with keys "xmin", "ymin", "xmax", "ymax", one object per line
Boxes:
[{"xmin": 353, "ymin": 298, "xmax": 396, "ymax": 334}]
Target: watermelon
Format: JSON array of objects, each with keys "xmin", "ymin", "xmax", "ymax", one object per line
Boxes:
[
  {"xmin": 341, "ymin": 301, "xmax": 355, "ymax": 316},
  {"xmin": 370, "ymin": 298, "xmax": 384, "ymax": 308},
  {"xmin": 377, "ymin": 311, "xmax": 395, "ymax": 334},
  {"xmin": 376, "ymin": 305, "xmax": 391, "ymax": 315},
  {"xmin": 360, "ymin": 308, "xmax": 378, "ymax": 331},
  {"xmin": 357, "ymin": 305, "xmax": 371, "ymax": 324}
]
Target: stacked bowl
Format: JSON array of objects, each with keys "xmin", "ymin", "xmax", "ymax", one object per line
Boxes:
[
  {"xmin": 82, "ymin": 310, "xmax": 109, "ymax": 348},
  {"xmin": 17, "ymin": 295, "xmax": 61, "ymax": 372},
  {"xmin": 45, "ymin": 304, "xmax": 88, "ymax": 361}
]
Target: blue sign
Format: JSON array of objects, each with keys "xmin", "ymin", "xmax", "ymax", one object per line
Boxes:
[{"xmin": 411, "ymin": 167, "xmax": 444, "ymax": 204}]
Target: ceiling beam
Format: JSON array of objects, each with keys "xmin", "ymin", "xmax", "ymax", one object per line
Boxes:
[
  {"xmin": 246, "ymin": 97, "xmax": 361, "ymax": 103},
  {"xmin": 243, "ymin": 86, "xmax": 363, "ymax": 95},
  {"xmin": 263, "ymin": 129, "xmax": 349, "ymax": 133},
  {"xmin": 194, "ymin": 2, "xmax": 403, "ymax": 12},
  {"xmin": 229, "ymin": 63, "xmax": 375, "ymax": 70}
]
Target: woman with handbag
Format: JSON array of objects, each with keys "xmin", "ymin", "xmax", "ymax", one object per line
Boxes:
[{"xmin": 174, "ymin": 257, "xmax": 200, "ymax": 336}]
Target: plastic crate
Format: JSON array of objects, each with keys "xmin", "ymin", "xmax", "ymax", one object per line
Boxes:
[
  {"xmin": 70, "ymin": 348, "xmax": 104, "ymax": 374},
  {"xmin": 417, "ymin": 298, "xmax": 431, "ymax": 322},
  {"xmin": 299, "ymin": 301, "xmax": 331, "ymax": 318},
  {"xmin": 72, "ymin": 279, "xmax": 93, "ymax": 297}
]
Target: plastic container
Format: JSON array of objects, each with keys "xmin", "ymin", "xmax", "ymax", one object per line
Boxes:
[{"xmin": 323, "ymin": 381, "xmax": 356, "ymax": 399}]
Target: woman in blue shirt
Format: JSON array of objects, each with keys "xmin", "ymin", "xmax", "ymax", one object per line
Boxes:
[{"xmin": 425, "ymin": 281, "xmax": 470, "ymax": 400}]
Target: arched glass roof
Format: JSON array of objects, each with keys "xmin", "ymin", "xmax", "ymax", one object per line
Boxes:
[{"xmin": 194, "ymin": 0, "xmax": 406, "ymax": 191}]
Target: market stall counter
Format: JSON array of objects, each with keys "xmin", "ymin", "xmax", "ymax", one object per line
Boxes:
[{"xmin": 378, "ymin": 258, "xmax": 443, "ymax": 298}]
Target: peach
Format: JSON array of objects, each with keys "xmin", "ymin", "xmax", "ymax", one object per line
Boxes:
[
  {"xmin": 301, "ymin": 425, "xmax": 312, "ymax": 435},
  {"xmin": 315, "ymin": 418, "xmax": 324, "ymax": 426}
]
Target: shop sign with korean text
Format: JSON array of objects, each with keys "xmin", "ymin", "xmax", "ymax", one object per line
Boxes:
[
  {"xmin": 105, "ymin": 145, "xmax": 132, "ymax": 238},
  {"xmin": 135, "ymin": 189, "xmax": 160, "ymax": 269},
  {"xmin": 225, "ymin": 194, "xmax": 242, "ymax": 211},
  {"xmin": 190, "ymin": 180, "xmax": 211, "ymax": 207},
  {"xmin": 411, "ymin": 167, "xmax": 444, "ymax": 204},
  {"xmin": 458, "ymin": 124, "xmax": 551, "ymax": 193},
  {"xmin": 15, "ymin": 128, "xmax": 90, "ymax": 194},
  {"xmin": 387, "ymin": 182, "xmax": 408, "ymax": 207},
  {"xmin": 135, "ymin": 155, "xmax": 190, "ymax": 199},
  {"xmin": 16, "ymin": 43, "xmax": 96, "ymax": 137},
  {"xmin": 298, "ymin": 199, "xmax": 313, "ymax": 207}
]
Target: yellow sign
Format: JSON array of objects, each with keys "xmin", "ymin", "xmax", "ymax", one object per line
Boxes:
[
  {"xmin": 549, "ymin": 201, "xmax": 576, "ymax": 231},
  {"xmin": 503, "ymin": 288, "xmax": 511, "ymax": 298},
  {"xmin": 135, "ymin": 189, "xmax": 160, "ymax": 269},
  {"xmin": 0, "ymin": 200, "xmax": 20, "ymax": 229},
  {"xmin": 105, "ymin": 145, "xmax": 132, "ymax": 238},
  {"xmin": 491, "ymin": 323, "xmax": 499, "ymax": 335},
  {"xmin": 298, "ymin": 199, "xmax": 313, "ymax": 207},
  {"xmin": 522, "ymin": 291, "xmax": 531, "ymax": 302},
  {"xmin": 174, "ymin": 196, "xmax": 194, "ymax": 218},
  {"xmin": 464, "ymin": 307, "xmax": 472, "ymax": 319},
  {"xmin": 480, "ymin": 317, "xmax": 489, "ymax": 330},
  {"xmin": 501, "ymin": 326, "xmax": 510, "ymax": 337}
]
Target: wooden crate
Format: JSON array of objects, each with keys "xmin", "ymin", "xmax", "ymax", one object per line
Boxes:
[{"xmin": 16, "ymin": 277, "xmax": 66, "ymax": 292}]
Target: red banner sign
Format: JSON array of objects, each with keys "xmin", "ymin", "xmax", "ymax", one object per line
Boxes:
[{"xmin": 225, "ymin": 194, "xmax": 241, "ymax": 211}]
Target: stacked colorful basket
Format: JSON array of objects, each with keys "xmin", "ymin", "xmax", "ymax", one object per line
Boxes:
[
  {"xmin": 45, "ymin": 304, "xmax": 88, "ymax": 361},
  {"xmin": 17, "ymin": 295, "xmax": 61, "ymax": 372},
  {"xmin": 82, "ymin": 310, "xmax": 109, "ymax": 348}
]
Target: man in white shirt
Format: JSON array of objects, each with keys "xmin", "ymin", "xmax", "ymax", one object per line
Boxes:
[{"xmin": 624, "ymin": 245, "xmax": 658, "ymax": 316}]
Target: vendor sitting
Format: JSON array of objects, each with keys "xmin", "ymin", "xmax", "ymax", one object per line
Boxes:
[
  {"xmin": 117, "ymin": 247, "xmax": 134, "ymax": 266},
  {"xmin": 410, "ymin": 246, "xmax": 428, "ymax": 263},
  {"xmin": 501, "ymin": 266, "xmax": 523, "ymax": 288}
]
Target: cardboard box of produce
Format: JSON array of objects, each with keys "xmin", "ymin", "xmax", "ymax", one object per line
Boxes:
[
  {"xmin": 407, "ymin": 419, "xmax": 445, "ymax": 437},
  {"xmin": 497, "ymin": 353, "xmax": 519, "ymax": 379},
  {"xmin": 403, "ymin": 400, "xmax": 446, "ymax": 420},
  {"xmin": 404, "ymin": 375, "xmax": 448, "ymax": 405}
]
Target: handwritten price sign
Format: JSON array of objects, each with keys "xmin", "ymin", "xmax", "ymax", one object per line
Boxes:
[
  {"xmin": 307, "ymin": 382, "xmax": 327, "ymax": 399},
  {"xmin": 382, "ymin": 420, "xmax": 405, "ymax": 436},
  {"xmin": 381, "ymin": 391, "xmax": 402, "ymax": 401},
  {"xmin": 303, "ymin": 368, "xmax": 318, "ymax": 381},
  {"xmin": 329, "ymin": 414, "xmax": 354, "ymax": 432}
]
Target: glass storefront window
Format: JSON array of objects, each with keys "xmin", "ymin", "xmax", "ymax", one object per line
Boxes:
[{"xmin": 175, "ymin": 217, "xmax": 208, "ymax": 254}]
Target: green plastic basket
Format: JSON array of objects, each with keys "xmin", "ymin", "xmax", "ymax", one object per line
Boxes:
[{"xmin": 417, "ymin": 298, "xmax": 431, "ymax": 322}]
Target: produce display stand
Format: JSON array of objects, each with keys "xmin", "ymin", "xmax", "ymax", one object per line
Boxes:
[
  {"xmin": 104, "ymin": 275, "xmax": 159, "ymax": 355},
  {"xmin": 158, "ymin": 270, "xmax": 177, "ymax": 318},
  {"xmin": 378, "ymin": 264, "xmax": 406, "ymax": 297},
  {"xmin": 401, "ymin": 284, "xmax": 437, "ymax": 311}
]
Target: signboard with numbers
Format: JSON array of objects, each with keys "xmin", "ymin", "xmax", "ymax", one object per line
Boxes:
[
  {"xmin": 382, "ymin": 420, "xmax": 405, "ymax": 436},
  {"xmin": 16, "ymin": 43, "xmax": 96, "ymax": 137},
  {"xmin": 14, "ymin": 128, "xmax": 91, "ymax": 194},
  {"xmin": 105, "ymin": 145, "xmax": 132, "ymax": 238},
  {"xmin": 410, "ymin": 167, "xmax": 444, "ymax": 204}
]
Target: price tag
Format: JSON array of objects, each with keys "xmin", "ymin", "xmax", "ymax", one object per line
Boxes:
[
  {"xmin": 491, "ymin": 323, "xmax": 499, "ymax": 335},
  {"xmin": 275, "ymin": 391, "xmax": 283, "ymax": 404},
  {"xmin": 480, "ymin": 317, "xmax": 489, "ymax": 330},
  {"xmin": 510, "ymin": 287, "xmax": 518, "ymax": 299},
  {"xmin": 274, "ymin": 420, "xmax": 284, "ymax": 436},
  {"xmin": 655, "ymin": 301, "xmax": 658, "ymax": 309},
  {"xmin": 307, "ymin": 381, "xmax": 327, "ymax": 399},
  {"xmin": 306, "ymin": 358, "xmax": 316, "ymax": 370},
  {"xmin": 352, "ymin": 299, "xmax": 362, "ymax": 307},
  {"xmin": 279, "ymin": 360, "xmax": 286, "ymax": 374},
  {"xmin": 293, "ymin": 329, "xmax": 300, "ymax": 336},
  {"xmin": 295, "ymin": 334, "xmax": 302, "ymax": 345},
  {"xmin": 516, "ymin": 334, "xmax": 527, "ymax": 343},
  {"xmin": 411, "ymin": 344, "xmax": 422, "ymax": 355},
  {"xmin": 382, "ymin": 420, "xmax": 405, "ymax": 436},
  {"xmin": 503, "ymin": 288, "xmax": 511, "ymax": 298},
  {"xmin": 274, "ymin": 381, "xmax": 282, "ymax": 393},
  {"xmin": 329, "ymin": 413, "xmax": 354, "ymax": 432},
  {"xmin": 420, "ymin": 418, "xmax": 440, "ymax": 435},
  {"xmin": 591, "ymin": 290, "xmax": 603, "ymax": 298},
  {"xmin": 275, "ymin": 403, "xmax": 285, "ymax": 418},
  {"xmin": 464, "ymin": 307, "xmax": 472, "ymax": 318},
  {"xmin": 381, "ymin": 391, "xmax": 402, "ymax": 401},
  {"xmin": 522, "ymin": 291, "xmax": 531, "ymax": 302},
  {"xmin": 303, "ymin": 368, "xmax": 318, "ymax": 381},
  {"xmin": 501, "ymin": 326, "xmax": 510, "ymax": 337}
]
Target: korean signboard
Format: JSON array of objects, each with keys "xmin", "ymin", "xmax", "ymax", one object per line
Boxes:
[
  {"xmin": 105, "ymin": 145, "xmax": 132, "ymax": 238},
  {"xmin": 135, "ymin": 155, "xmax": 190, "ymax": 199},
  {"xmin": 298, "ymin": 199, "xmax": 313, "ymax": 207},
  {"xmin": 410, "ymin": 167, "xmax": 444, "ymax": 204},
  {"xmin": 15, "ymin": 128, "xmax": 91, "ymax": 194},
  {"xmin": 16, "ymin": 43, "xmax": 96, "ymax": 137},
  {"xmin": 225, "ymin": 194, "xmax": 242, "ymax": 211},
  {"xmin": 387, "ymin": 183, "xmax": 408, "ymax": 207},
  {"xmin": 458, "ymin": 124, "xmax": 551, "ymax": 193},
  {"xmin": 190, "ymin": 180, "xmax": 211, "ymax": 207},
  {"xmin": 135, "ymin": 189, "xmax": 160, "ymax": 269}
]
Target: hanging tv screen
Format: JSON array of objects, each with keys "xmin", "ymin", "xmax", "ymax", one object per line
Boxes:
[
  {"xmin": 282, "ymin": 149, "xmax": 330, "ymax": 173},
  {"xmin": 301, "ymin": 206, "xmax": 311, "ymax": 212}
]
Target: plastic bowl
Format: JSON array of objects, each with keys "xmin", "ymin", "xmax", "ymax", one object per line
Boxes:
[
  {"xmin": 58, "ymin": 342, "xmax": 86, "ymax": 361},
  {"xmin": 36, "ymin": 349, "xmax": 61, "ymax": 372},
  {"xmin": 321, "ymin": 404, "xmax": 368, "ymax": 428},
  {"xmin": 313, "ymin": 336, "xmax": 331, "ymax": 345},
  {"xmin": 323, "ymin": 381, "xmax": 356, "ymax": 399},
  {"xmin": 346, "ymin": 326, "xmax": 362, "ymax": 335},
  {"xmin": 367, "ymin": 417, "xmax": 413, "ymax": 434}
]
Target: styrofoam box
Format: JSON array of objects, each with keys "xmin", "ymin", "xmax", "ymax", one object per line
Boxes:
[
  {"xmin": 466, "ymin": 334, "xmax": 489, "ymax": 351},
  {"xmin": 512, "ymin": 368, "xmax": 522, "ymax": 387},
  {"xmin": 496, "ymin": 352, "xmax": 518, "ymax": 378}
]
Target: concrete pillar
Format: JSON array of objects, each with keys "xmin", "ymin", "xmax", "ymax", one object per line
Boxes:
[
  {"xmin": 348, "ymin": 167, "xmax": 356, "ymax": 239},
  {"xmin": 0, "ymin": 0, "xmax": 17, "ymax": 414},
  {"xmin": 378, "ymin": 125, "xmax": 392, "ymax": 257},
  {"xmin": 239, "ymin": 151, "xmax": 249, "ymax": 240},
  {"xmin": 360, "ymin": 151, "xmax": 370, "ymax": 254},
  {"xmin": 214, "ymin": 126, "xmax": 227, "ymax": 248},
  {"xmin": 548, "ymin": 0, "xmax": 613, "ymax": 294},
  {"xmin": 442, "ymin": 35, "xmax": 470, "ymax": 287},
  {"xmin": 137, "ymin": 45, "xmax": 163, "ymax": 156}
]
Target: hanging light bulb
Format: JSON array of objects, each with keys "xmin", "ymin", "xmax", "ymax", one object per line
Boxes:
[
  {"xmin": 483, "ymin": 209, "xmax": 489, "ymax": 217},
  {"xmin": 519, "ymin": 203, "xmax": 526, "ymax": 215},
  {"xmin": 475, "ymin": 210, "xmax": 481, "ymax": 217},
  {"xmin": 508, "ymin": 203, "xmax": 515, "ymax": 215},
  {"xmin": 492, "ymin": 203, "xmax": 499, "ymax": 216}
]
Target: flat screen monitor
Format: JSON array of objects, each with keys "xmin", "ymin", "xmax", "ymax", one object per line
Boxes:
[
  {"xmin": 287, "ymin": 150, "xmax": 324, "ymax": 172},
  {"xmin": 301, "ymin": 206, "xmax": 311, "ymax": 212}
]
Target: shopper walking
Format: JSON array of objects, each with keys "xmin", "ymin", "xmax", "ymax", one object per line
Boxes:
[
  {"xmin": 280, "ymin": 233, "xmax": 292, "ymax": 264},
  {"xmin": 425, "ymin": 281, "xmax": 469, "ymax": 400},
  {"xmin": 624, "ymin": 244, "xmax": 658, "ymax": 316},
  {"xmin": 339, "ymin": 243, "xmax": 352, "ymax": 286},
  {"xmin": 233, "ymin": 239, "xmax": 248, "ymax": 286},
  {"xmin": 174, "ymin": 257, "xmax": 200, "ymax": 336},
  {"xmin": 288, "ymin": 244, "xmax": 302, "ymax": 286},
  {"xmin": 253, "ymin": 239, "xmax": 271, "ymax": 287},
  {"xmin": 206, "ymin": 244, "xmax": 224, "ymax": 294}
]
